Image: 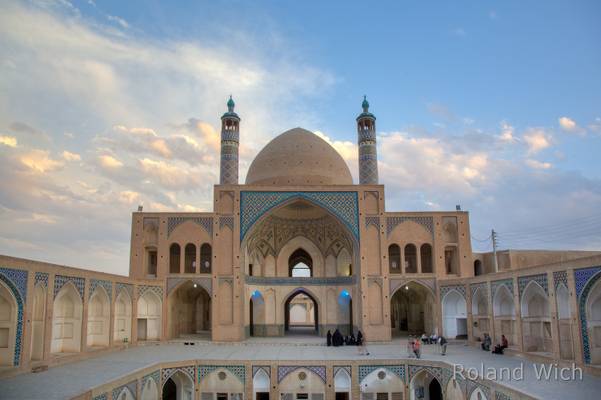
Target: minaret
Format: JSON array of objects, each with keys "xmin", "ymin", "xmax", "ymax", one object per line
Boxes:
[
  {"xmin": 356, "ymin": 95, "xmax": 379, "ymax": 184},
  {"xmin": 219, "ymin": 96, "xmax": 240, "ymax": 184}
]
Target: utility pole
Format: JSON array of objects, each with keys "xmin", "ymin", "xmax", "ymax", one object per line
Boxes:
[{"xmin": 492, "ymin": 229, "xmax": 499, "ymax": 273}]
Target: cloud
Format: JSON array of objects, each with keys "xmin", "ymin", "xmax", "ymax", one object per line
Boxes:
[
  {"xmin": 0, "ymin": 135, "xmax": 18, "ymax": 147},
  {"xmin": 525, "ymin": 159, "xmax": 552, "ymax": 169},
  {"xmin": 558, "ymin": 116, "xmax": 584, "ymax": 135},
  {"xmin": 498, "ymin": 121, "xmax": 517, "ymax": 143},
  {"xmin": 62, "ymin": 150, "xmax": 81, "ymax": 161},
  {"xmin": 107, "ymin": 15, "xmax": 128, "ymax": 29},
  {"xmin": 99, "ymin": 154, "xmax": 123, "ymax": 169},
  {"xmin": 20, "ymin": 149, "xmax": 64, "ymax": 173},
  {"xmin": 523, "ymin": 128, "xmax": 552, "ymax": 154}
]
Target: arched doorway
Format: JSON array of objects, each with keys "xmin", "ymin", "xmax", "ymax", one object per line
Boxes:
[
  {"xmin": 115, "ymin": 387, "xmax": 135, "ymax": 400},
  {"xmin": 114, "ymin": 289, "xmax": 132, "ymax": 344},
  {"xmin": 410, "ymin": 370, "xmax": 442, "ymax": 400},
  {"xmin": 137, "ymin": 291, "xmax": 161, "ymax": 341},
  {"xmin": 334, "ymin": 368, "xmax": 351, "ymax": 399},
  {"xmin": 87, "ymin": 286, "xmax": 110, "ymax": 347},
  {"xmin": 168, "ymin": 281, "xmax": 211, "ymax": 339},
  {"xmin": 474, "ymin": 260, "xmax": 483, "ymax": 276},
  {"xmin": 250, "ymin": 290, "xmax": 265, "ymax": 337},
  {"xmin": 51, "ymin": 282, "xmax": 83, "ymax": 353},
  {"xmin": 446, "ymin": 379, "xmax": 464, "ymax": 400},
  {"xmin": 285, "ymin": 289, "xmax": 319, "ymax": 335},
  {"xmin": 253, "ymin": 368, "xmax": 270, "ymax": 400},
  {"xmin": 0, "ymin": 281, "xmax": 17, "ymax": 366},
  {"xmin": 30, "ymin": 284, "xmax": 46, "ymax": 361},
  {"xmin": 492, "ymin": 285, "xmax": 515, "ymax": 346},
  {"xmin": 471, "ymin": 288, "xmax": 489, "ymax": 341},
  {"xmin": 162, "ymin": 370, "xmax": 194, "ymax": 400},
  {"xmin": 390, "ymin": 282, "xmax": 435, "ymax": 337},
  {"xmin": 521, "ymin": 281, "xmax": 551, "ymax": 353},
  {"xmin": 442, "ymin": 290, "xmax": 467, "ymax": 339},
  {"xmin": 289, "ymin": 248, "xmax": 312, "ymax": 277}
]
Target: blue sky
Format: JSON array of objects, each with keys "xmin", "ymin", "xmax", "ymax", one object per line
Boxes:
[{"xmin": 1, "ymin": 0, "xmax": 600, "ymax": 274}]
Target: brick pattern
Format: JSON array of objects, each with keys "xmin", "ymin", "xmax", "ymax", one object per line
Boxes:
[
  {"xmin": 358, "ymin": 365, "xmax": 405, "ymax": 383},
  {"xmin": 198, "ymin": 365, "xmax": 245, "ymax": 384},
  {"xmin": 278, "ymin": 365, "xmax": 326, "ymax": 383},
  {"xmin": 386, "ymin": 216, "xmax": 434, "ymax": 237},
  {"xmin": 89, "ymin": 279, "xmax": 113, "ymax": 301},
  {"xmin": 167, "ymin": 217, "xmax": 213, "ymax": 237},
  {"xmin": 54, "ymin": 274, "xmax": 85, "ymax": 299},
  {"xmin": 518, "ymin": 274, "xmax": 548, "ymax": 298}
]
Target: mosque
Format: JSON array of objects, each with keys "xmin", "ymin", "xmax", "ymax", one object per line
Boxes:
[{"xmin": 1, "ymin": 97, "xmax": 601, "ymax": 400}]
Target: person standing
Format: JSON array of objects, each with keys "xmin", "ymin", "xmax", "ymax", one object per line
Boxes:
[
  {"xmin": 413, "ymin": 338, "xmax": 421, "ymax": 359},
  {"xmin": 357, "ymin": 330, "xmax": 370, "ymax": 355},
  {"xmin": 439, "ymin": 335, "xmax": 447, "ymax": 355},
  {"xmin": 326, "ymin": 330, "xmax": 332, "ymax": 347}
]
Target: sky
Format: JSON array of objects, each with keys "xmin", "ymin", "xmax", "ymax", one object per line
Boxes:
[{"xmin": 1, "ymin": 0, "xmax": 600, "ymax": 276}]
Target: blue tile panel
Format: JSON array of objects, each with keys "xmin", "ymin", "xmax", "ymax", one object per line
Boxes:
[
  {"xmin": 0, "ymin": 267, "xmax": 27, "ymax": 366},
  {"xmin": 575, "ymin": 266, "xmax": 601, "ymax": 364}
]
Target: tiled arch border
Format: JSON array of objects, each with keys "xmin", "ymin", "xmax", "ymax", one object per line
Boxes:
[
  {"xmin": 0, "ymin": 267, "xmax": 27, "ymax": 366},
  {"xmin": 575, "ymin": 266, "xmax": 601, "ymax": 364},
  {"xmin": 277, "ymin": 365, "xmax": 326, "ymax": 383},
  {"xmin": 240, "ymin": 191, "xmax": 359, "ymax": 243}
]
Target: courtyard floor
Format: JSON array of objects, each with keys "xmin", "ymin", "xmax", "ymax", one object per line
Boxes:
[{"xmin": 0, "ymin": 339, "xmax": 599, "ymax": 400}]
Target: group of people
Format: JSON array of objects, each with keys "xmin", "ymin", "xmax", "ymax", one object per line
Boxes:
[
  {"xmin": 408, "ymin": 333, "xmax": 448, "ymax": 358},
  {"xmin": 481, "ymin": 333, "xmax": 509, "ymax": 354},
  {"xmin": 326, "ymin": 329, "xmax": 369, "ymax": 355}
]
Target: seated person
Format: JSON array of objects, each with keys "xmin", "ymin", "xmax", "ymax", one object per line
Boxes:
[
  {"xmin": 430, "ymin": 333, "xmax": 438, "ymax": 344},
  {"xmin": 421, "ymin": 333, "xmax": 429, "ymax": 344},
  {"xmin": 481, "ymin": 333, "xmax": 491, "ymax": 351}
]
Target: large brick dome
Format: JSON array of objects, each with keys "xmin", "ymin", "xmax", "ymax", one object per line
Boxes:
[{"xmin": 245, "ymin": 127, "xmax": 353, "ymax": 185}]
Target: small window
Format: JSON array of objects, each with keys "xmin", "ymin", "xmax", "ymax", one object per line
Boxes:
[{"xmin": 147, "ymin": 249, "xmax": 157, "ymax": 276}]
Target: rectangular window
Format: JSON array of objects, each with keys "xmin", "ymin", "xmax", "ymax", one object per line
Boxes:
[{"xmin": 147, "ymin": 250, "xmax": 157, "ymax": 276}]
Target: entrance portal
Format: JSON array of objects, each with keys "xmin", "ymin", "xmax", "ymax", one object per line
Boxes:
[
  {"xmin": 168, "ymin": 281, "xmax": 211, "ymax": 339},
  {"xmin": 390, "ymin": 282, "xmax": 435, "ymax": 337},
  {"xmin": 285, "ymin": 289, "xmax": 319, "ymax": 335}
]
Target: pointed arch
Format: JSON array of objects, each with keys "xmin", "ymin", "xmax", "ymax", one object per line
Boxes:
[
  {"xmin": 390, "ymin": 280, "xmax": 437, "ymax": 336},
  {"xmin": 115, "ymin": 387, "xmax": 135, "ymax": 400},
  {"xmin": 163, "ymin": 370, "xmax": 194, "ymax": 399},
  {"xmin": 360, "ymin": 367, "xmax": 403, "ymax": 394},
  {"xmin": 471, "ymin": 287, "xmax": 488, "ymax": 316},
  {"xmin": 114, "ymin": 288, "xmax": 132, "ymax": 344},
  {"xmin": 278, "ymin": 366, "xmax": 326, "ymax": 394},
  {"xmin": 334, "ymin": 368, "xmax": 351, "ymax": 394},
  {"xmin": 493, "ymin": 285, "xmax": 515, "ymax": 317},
  {"xmin": 0, "ymin": 280, "xmax": 18, "ymax": 366},
  {"xmin": 137, "ymin": 290, "xmax": 161, "ymax": 341},
  {"xmin": 520, "ymin": 281, "xmax": 550, "ymax": 318},
  {"xmin": 469, "ymin": 387, "xmax": 488, "ymax": 400},
  {"xmin": 446, "ymin": 377, "xmax": 465, "ymax": 400},
  {"xmin": 442, "ymin": 289, "xmax": 467, "ymax": 338},
  {"xmin": 253, "ymin": 368, "xmax": 270, "ymax": 393},
  {"xmin": 168, "ymin": 280, "xmax": 210, "ymax": 339},
  {"xmin": 410, "ymin": 369, "xmax": 442, "ymax": 400},
  {"xmin": 141, "ymin": 377, "xmax": 159, "ymax": 400},
  {"xmin": 52, "ymin": 281, "xmax": 83, "ymax": 353},
  {"xmin": 87, "ymin": 285, "xmax": 110, "ymax": 347},
  {"xmin": 283, "ymin": 287, "xmax": 320, "ymax": 334}
]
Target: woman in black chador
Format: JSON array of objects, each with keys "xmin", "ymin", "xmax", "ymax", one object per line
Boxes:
[
  {"xmin": 326, "ymin": 330, "xmax": 332, "ymax": 346},
  {"xmin": 332, "ymin": 329, "xmax": 343, "ymax": 347}
]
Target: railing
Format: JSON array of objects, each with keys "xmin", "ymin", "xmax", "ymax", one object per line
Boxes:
[{"xmin": 245, "ymin": 276, "xmax": 356, "ymax": 286}]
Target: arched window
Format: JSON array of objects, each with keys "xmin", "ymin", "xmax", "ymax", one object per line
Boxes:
[
  {"xmin": 169, "ymin": 243, "xmax": 180, "ymax": 274},
  {"xmin": 200, "ymin": 244, "xmax": 212, "ymax": 273},
  {"xmin": 388, "ymin": 244, "xmax": 401, "ymax": 273},
  {"xmin": 184, "ymin": 243, "xmax": 196, "ymax": 273},
  {"xmin": 404, "ymin": 244, "xmax": 417, "ymax": 273},
  {"xmin": 289, "ymin": 249, "xmax": 312, "ymax": 277},
  {"xmin": 420, "ymin": 244, "xmax": 433, "ymax": 273},
  {"xmin": 474, "ymin": 260, "xmax": 483, "ymax": 276}
]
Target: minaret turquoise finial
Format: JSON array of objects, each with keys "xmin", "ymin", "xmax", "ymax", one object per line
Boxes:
[
  {"xmin": 227, "ymin": 95, "xmax": 235, "ymax": 112},
  {"xmin": 362, "ymin": 95, "xmax": 369, "ymax": 112}
]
